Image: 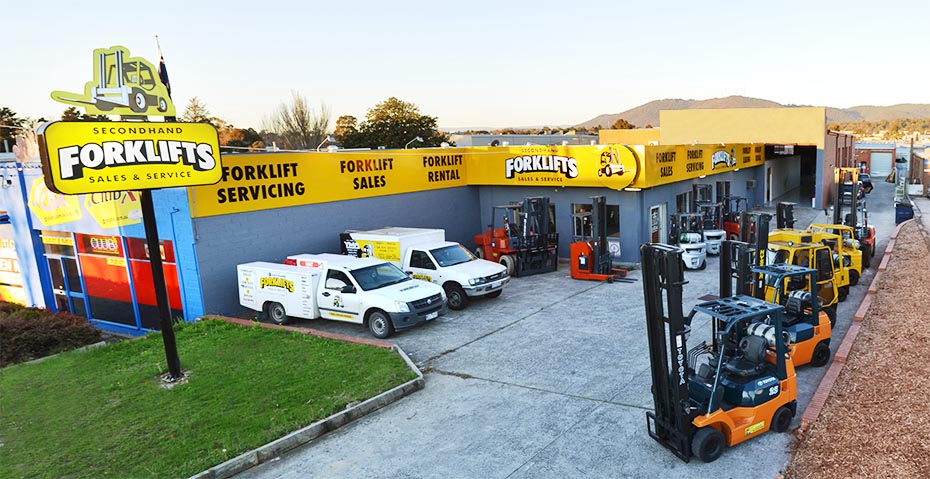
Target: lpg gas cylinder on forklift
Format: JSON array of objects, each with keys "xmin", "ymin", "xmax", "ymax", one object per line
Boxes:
[
  {"xmin": 641, "ymin": 243, "xmax": 798, "ymax": 463},
  {"xmin": 569, "ymin": 196, "xmax": 628, "ymax": 282},
  {"xmin": 474, "ymin": 196, "xmax": 559, "ymax": 277}
]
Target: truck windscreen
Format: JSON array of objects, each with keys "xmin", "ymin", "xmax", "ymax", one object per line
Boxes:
[
  {"xmin": 351, "ymin": 263, "xmax": 411, "ymax": 291},
  {"xmin": 430, "ymin": 245, "xmax": 475, "ymax": 267}
]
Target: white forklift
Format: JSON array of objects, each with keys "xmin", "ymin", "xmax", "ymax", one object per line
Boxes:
[{"xmin": 669, "ymin": 213, "xmax": 707, "ymax": 270}]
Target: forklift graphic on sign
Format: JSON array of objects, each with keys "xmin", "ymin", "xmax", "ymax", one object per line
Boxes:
[
  {"xmin": 50, "ymin": 46, "xmax": 176, "ymax": 116},
  {"xmin": 597, "ymin": 149, "xmax": 626, "ymax": 177}
]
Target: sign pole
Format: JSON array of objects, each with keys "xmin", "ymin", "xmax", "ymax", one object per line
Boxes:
[{"xmin": 140, "ymin": 189, "xmax": 182, "ymax": 379}]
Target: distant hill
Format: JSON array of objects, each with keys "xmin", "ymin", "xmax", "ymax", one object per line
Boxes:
[{"xmin": 577, "ymin": 96, "xmax": 930, "ymax": 129}]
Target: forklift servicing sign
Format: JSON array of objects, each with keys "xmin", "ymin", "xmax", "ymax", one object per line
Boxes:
[{"xmin": 38, "ymin": 121, "xmax": 222, "ymax": 195}]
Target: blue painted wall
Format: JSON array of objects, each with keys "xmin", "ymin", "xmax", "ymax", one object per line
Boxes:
[{"xmin": 193, "ymin": 186, "xmax": 481, "ymax": 316}]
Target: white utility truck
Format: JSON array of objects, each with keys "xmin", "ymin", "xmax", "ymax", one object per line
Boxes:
[
  {"xmin": 237, "ymin": 253, "xmax": 446, "ymax": 338},
  {"xmin": 339, "ymin": 227, "xmax": 510, "ymax": 310}
]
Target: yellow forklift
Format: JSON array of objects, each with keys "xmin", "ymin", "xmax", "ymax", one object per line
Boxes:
[{"xmin": 642, "ymin": 243, "xmax": 798, "ymax": 463}]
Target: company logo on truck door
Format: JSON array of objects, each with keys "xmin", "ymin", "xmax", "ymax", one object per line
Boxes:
[
  {"xmin": 259, "ymin": 276, "xmax": 294, "ymax": 292},
  {"xmin": 504, "ymin": 155, "xmax": 578, "ymax": 180}
]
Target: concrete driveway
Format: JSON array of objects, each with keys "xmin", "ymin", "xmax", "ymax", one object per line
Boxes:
[{"xmin": 235, "ymin": 181, "xmax": 898, "ymax": 479}]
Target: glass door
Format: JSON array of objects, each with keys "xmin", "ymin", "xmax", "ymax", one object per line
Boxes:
[{"xmin": 46, "ymin": 255, "xmax": 87, "ymax": 317}]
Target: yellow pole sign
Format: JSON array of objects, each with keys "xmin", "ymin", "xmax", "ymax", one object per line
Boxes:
[
  {"xmin": 50, "ymin": 45, "xmax": 176, "ymax": 117},
  {"xmin": 37, "ymin": 121, "xmax": 222, "ymax": 195}
]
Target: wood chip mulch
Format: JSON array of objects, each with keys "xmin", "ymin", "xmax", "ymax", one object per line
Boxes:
[{"xmin": 785, "ymin": 220, "xmax": 930, "ymax": 478}]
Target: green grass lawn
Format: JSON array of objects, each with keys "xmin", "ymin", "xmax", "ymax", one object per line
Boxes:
[{"xmin": 0, "ymin": 319, "xmax": 416, "ymax": 478}]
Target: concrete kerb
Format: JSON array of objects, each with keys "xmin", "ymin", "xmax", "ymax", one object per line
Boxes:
[
  {"xmin": 797, "ymin": 218, "xmax": 914, "ymax": 432},
  {"xmin": 188, "ymin": 316, "xmax": 425, "ymax": 479}
]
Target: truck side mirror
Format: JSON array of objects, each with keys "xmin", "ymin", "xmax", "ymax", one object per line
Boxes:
[{"xmin": 341, "ymin": 285, "xmax": 357, "ymax": 294}]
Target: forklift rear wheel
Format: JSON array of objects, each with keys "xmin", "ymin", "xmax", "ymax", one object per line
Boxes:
[
  {"xmin": 849, "ymin": 269, "xmax": 860, "ymax": 286},
  {"xmin": 824, "ymin": 305, "xmax": 837, "ymax": 328},
  {"xmin": 772, "ymin": 405, "xmax": 794, "ymax": 433},
  {"xmin": 838, "ymin": 286, "xmax": 849, "ymax": 302},
  {"xmin": 810, "ymin": 341, "xmax": 831, "ymax": 368},
  {"xmin": 500, "ymin": 255, "xmax": 516, "ymax": 276},
  {"xmin": 698, "ymin": 259, "xmax": 706, "ymax": 270},
  {"xmin": 367, "ymin": 310, "xmax": 393, "ymax": 339},
  {"xmin": 485, "ymin": 290, "xmax": 502, "ymax": 299},
  {"xmin": 444, "ymin": 284, "xmax": 469, "ymax": 311},
  {"xmin": 131, "ymin": 89, "xmax": 147, "ymax": 112},
  {"xmin": 692, "ymin": 427, "xmax": 725, "ymax": 463},
  {"xmin": 268, "ymin": 302, "xmax": 288, "ymax": 325}
]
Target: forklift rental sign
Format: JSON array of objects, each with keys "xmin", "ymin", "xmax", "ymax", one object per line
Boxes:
[{"xmin": 38, "ymin": 121, "xmax": 222, "ymax": 195}]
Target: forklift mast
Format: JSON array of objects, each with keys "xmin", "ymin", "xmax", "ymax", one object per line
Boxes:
[
  {"xmin": 776, "ymin": 202, "xmax": 796, "ymax": 229},
  {"xmin": 691, "ymin": 184, "xmax": 714, "ymax": 211},
  {"xmin": 739, "ymin": 212, "xmax": 771, "ymax": 250},
  {"xmin": 640, "ymin": 243, "xmax": 692, "ymax": 461},
  {"xmin": 833, "ymin": 168, "xmax": 859, "ymax": 227},
  {"xmin": 719, "ymin": 240, "xmax": 757, "ymax": 298}
]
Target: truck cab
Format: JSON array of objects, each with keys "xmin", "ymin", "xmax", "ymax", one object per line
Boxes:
[{"xmin": 341, "ymin": 227, "xmax": 509, "ymax": 310}]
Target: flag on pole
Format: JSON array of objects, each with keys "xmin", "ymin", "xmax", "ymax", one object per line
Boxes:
[{"xmin": 155, "ymin": 35, "xmax": 176, "ymax": 121}]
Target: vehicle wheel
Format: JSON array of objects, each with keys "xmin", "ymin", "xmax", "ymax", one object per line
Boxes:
[
  {"xmin": 810, "ymin": 341, "xmax": 831, "ymax": 368},
  {"xmin": 698, "ymin": 259, "xmax": 707, "ymax": 270},
  {"xmin": 267, "ymin": 302, "xmax": 288, "ymax": 325},
  {"xmin": 838, "ymin": 286, "xmax": 849, "ymax": 302},
  {"xmin": 861, "ymin": 244, "xmax": 872, "ymax": 269},
  {"xmin": 849, "ymin": 269, "xmax": 860, "ymax": 286},
  {"xmin": 500, "ymin": 254, "xmax": 516, "ymax": 276},
  {"xmin": 157, "ymin": 97, "xmax": 168, "ymax": 112},
  {"xmin": 444, "ymin": 283, "xmax": 469, "ymax": 311},
  {"xmin": 475, "ymin": 248, "xmax": 485, "ymax": 260},
  {"xmin": 367, "ymin": 310, "xmax": 393, "ymax": 339},
  {"xmin": 604, "ymin": 168, "xmax": 612, "ymax": 177},
  {"xmin": 728, "ymin": 233, "xmax": 739, "ymax": 241},
  {"xmin": 131, "ymin": 88, "xmax": 147, "ymax": 112},
  {"xmin": 485, "ymin": 290, "xmax": 503, "ymax": 299},
  {"xmin": 597, "ymin": 169, "xmax": 603, "ymax": 177},
  {"xmin": 824, "ymin": 305, "xmax": 837, "ymax": 328},
  {"xmin": 691, "ymin": 427, "xmax": 725, "ymax": 463},
  {"xmin": 771, "ymin": 405, "xmax": 794, "ymax": 433}
]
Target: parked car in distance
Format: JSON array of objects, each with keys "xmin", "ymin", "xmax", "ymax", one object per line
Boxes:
[{"xmin": 859, "ymin": 174, "xmax": 873, "ymax": 194}]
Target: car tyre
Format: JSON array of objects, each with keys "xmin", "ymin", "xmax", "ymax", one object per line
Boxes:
[
  {"xmin": 500, "ymin": 254, "xmax": 516, "ymax": 276},
  {"xmin": 692, "ymin": 427, "xmax": 725, "ymax": 463},
  {"xmin": 367, "ymin": 310, "xmax": 393, "ymax": 339},
  {"xmin": 268, "ymin": 302, "xmax": 288, "ymax": 325},
  {"xmin": 444, "ymin": 283, "xmax": 469, "ymax": 311}
]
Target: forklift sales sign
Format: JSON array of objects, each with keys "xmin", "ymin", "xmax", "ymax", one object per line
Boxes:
[{"xmin": 37, "ymin": 121, "xmax": 222, "ymax": 195}]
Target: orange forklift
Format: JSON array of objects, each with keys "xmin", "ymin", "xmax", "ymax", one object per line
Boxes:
[
  {"xmin": 722, "ymin": 195, "xmax": 750, "ymax": 240},
  {"xmin": 474, "ymin": 196, "xmax": 559, "ymax": 277},
  {"xmin": 569, "ymin": 196, "xmax": 628, "ymax": 282},
  {"xmin": 642, "ymin": 243, "xmax": 797, "ymax": 463},
  {"xmin": 720, "ymin": 233, "xmax": 833, "ymax": 368}
]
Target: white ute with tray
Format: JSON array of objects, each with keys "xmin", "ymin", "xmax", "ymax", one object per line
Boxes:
[{"xmin": 237, "ymin": 253, "xmax": 446, "ymax": 338}]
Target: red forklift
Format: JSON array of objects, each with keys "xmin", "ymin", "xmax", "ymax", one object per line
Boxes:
[
  {"xmin": 474, "ymin": 196, "xmax": 559, "ymax": 277},
  {"xmin": 642, "ymin": 243, "xmax": 797, "ymax": 463},
  {"xmin": 722, "ymin": 195, "xmax": 750, "ymax": 240},
  {"xmin": 569, "ymin": 196, "xmax": 628, "ymax": 282}
]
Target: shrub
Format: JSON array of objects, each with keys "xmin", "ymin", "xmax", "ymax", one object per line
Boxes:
[{"xmin": 0, "ymin": 302, "xmax": 102, "ymax": 367}]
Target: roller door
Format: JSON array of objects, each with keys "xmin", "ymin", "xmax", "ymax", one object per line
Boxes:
[{"xmin": 870, "ymin": 152, "xmax": 893, "ymax": 177}]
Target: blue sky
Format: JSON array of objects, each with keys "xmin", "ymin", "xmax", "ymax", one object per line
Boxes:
[{"xmin": 4, "ymin": 1, "xmax": 929, "ymax": 130}]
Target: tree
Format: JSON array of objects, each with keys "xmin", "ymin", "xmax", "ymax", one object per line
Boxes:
[
  {"xmin": 0, "ymin": 107, "xmax": 24, "ymax": 152},
  {"xmin": 610, "ymin": 118, "xmax": 635, "ymax": 129},
  {"xmin": 340, "ymin": 97, "xmax": 450, "ymax": 149},
  {"xmin": 219, "ymin": 126, "xmax": 265, "ymax": 152},
  {"xmin": 180, "ymin": 97, "xmax": 213, "ymax": 124},
  {"xmin": 332, "ymin": 115, "xmax": 358, "ymax": 145},
  {"xmin": 61, "ymin": 107, "xmax": 110, "ymax": 122},
  {"xmin": 264, "ymin": 92, "xmax": 330, "ymax": 150}
]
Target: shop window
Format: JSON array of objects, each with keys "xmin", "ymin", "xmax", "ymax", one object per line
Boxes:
[
  {"xmin": 76, "ymin": 234, "xmax": 135, "ymax": 328},
  {"xmin": 676, "ymin": 192, "xmax": 691, "ymax": 213},
  {"xmin": 124, "ymin": 237, "xmax": 183, "ymax": 330},
  {"xmin": 571, "ymin": 202, "xmax": 620, "ymax": 240}
]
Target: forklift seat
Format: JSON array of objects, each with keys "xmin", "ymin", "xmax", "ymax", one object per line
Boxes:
[{"xmin": 724, "ymin": 335, "xmax": 768, "ymax": 377}]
